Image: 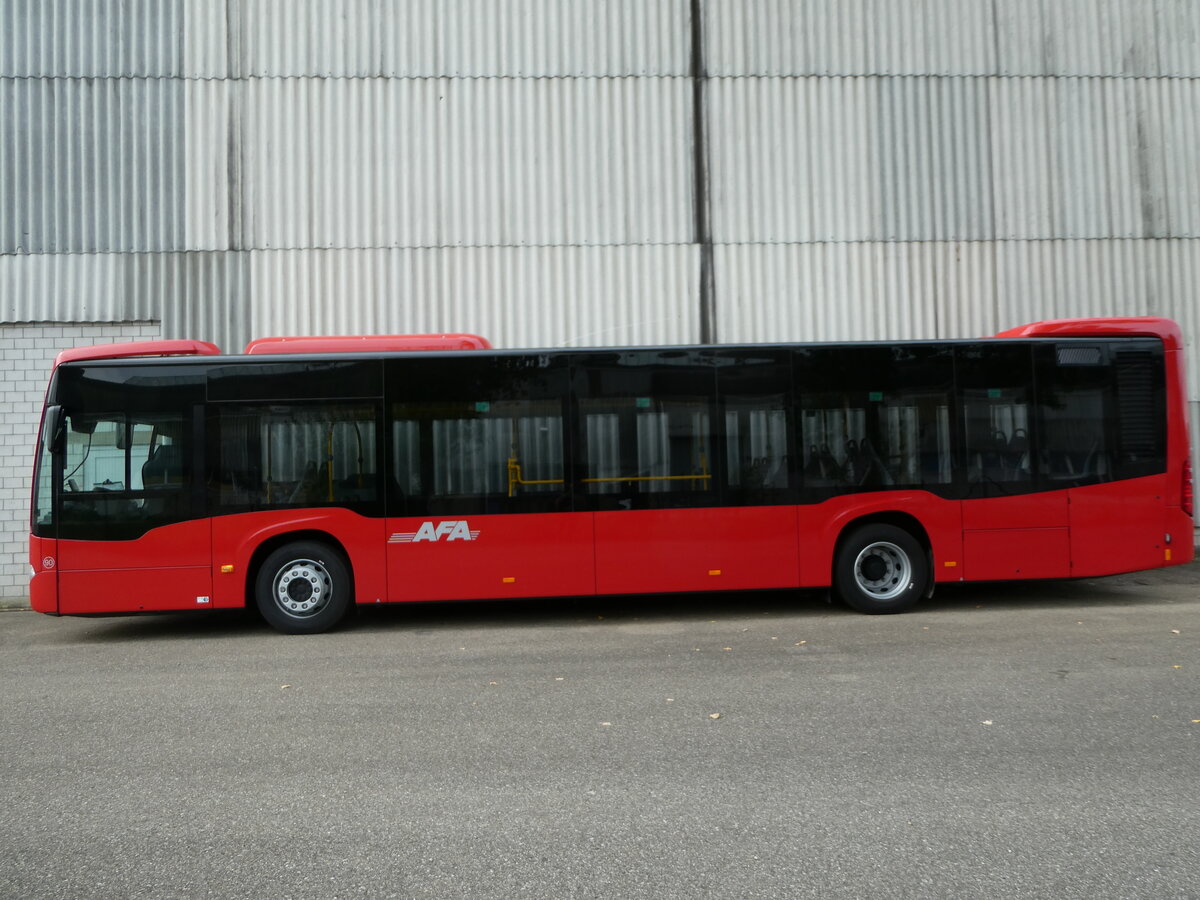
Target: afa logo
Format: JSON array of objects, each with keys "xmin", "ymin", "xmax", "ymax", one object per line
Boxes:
[{"xmin": 390, "ymin": 521, "xmax": 481, "ymax": 543}]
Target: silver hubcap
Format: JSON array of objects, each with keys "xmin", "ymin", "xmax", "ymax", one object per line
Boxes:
[
  {"xmin": 272, "ymin": 558, "xmax": 332, "ymax": 619},
  {"xmin": 853, "ymin": 541, "xmax": 910, "ymax": 600}
]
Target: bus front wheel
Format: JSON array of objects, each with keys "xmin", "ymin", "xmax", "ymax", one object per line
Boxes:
[
  {"xmin": 834, "ymin": 524, "xmax": 927, "ymax": 614},
  {"xmin": 254, "ymin": 541, "xmax": 352, "ymax": 634}
]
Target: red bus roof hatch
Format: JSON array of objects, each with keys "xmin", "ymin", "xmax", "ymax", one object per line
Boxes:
[
  {"xmin": 243, "ymin": 334, "xmax": 493, "ymax": 354},
  {"xmin": 53, "ymin": 339, "xmax": 222, "ymax": 369},
  {"xmin": 994, "ymin": 316, "xmax": 1183, "ymax": 352}
]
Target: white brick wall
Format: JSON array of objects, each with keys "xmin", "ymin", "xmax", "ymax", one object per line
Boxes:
[{"xmin": 0, "ymin": 322, "xmax": 161, "ymax": 604}]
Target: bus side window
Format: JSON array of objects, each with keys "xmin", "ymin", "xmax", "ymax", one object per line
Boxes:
[
  {"xmin": 386, "ymin": 355, "xmax": 570, "ymax": 517},
  {"xmin": 957, "ymin": 344, "xmax": 1035, "ymax": 498},
  {"xmin": 575, "ymin": 351, "xmax": 717, "ymax": 511},
  {"xmin": 1036, "ymin": 345, "xmax": 1116, "ymax": 487},
  {"xmin": 798, "ymin": 345, "xmax": 953, "ymax": 496},
  {"xmin": 714, "ymin": 349, "xmax": 795, "ymax": 505},
  {"xmin": 211, "ymin": 404, "xmax": 379, "ymax": 510}
]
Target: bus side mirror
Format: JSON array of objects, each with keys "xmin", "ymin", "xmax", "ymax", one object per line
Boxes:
[{"xmin": 45, "ymin": 406, "xmax": 66, "ymax": 455}]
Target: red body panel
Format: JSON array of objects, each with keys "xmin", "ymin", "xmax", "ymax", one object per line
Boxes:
[
  {"xmin": 58, "ymin": 567, "xmax": 213, "ymax": 614},
  {"xmin": 962, "ymin": 492, "xmax": 1069, "ymax": 530},
  {"xmin": 962, "ymin": 529, "xmax": 1070, "ymax": 580},
  {"xmin": 385, "ymin": 512, "xmax": 594, "ymax": 601},
  {"xmin": 594, "ymin": 506, "xmax": 800, "ymax": 594},
  {"xmin": 211, "ymin": 509, "xmax": 386, "ymax": 609},
  {"xmin": 961, "ymin": 491, "xmax": 1071, "ymax": 580},
  {"xmin": 55, "ymin": 519, "xmax": 213, "ymax": 614},
  {"xmin": 29, "ymin": 534, "xmax": 57, "ymax": 613},
  {"xmin": 1067, "ymin": 475, "xmax": 1169, "ymax": 577}
]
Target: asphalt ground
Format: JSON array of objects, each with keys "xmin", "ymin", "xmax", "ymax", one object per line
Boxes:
[{"xmin": 1, "ymin": 563, "xmax": 1198, "ymax": 900}]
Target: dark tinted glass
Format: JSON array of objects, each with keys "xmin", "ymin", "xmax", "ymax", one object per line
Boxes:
[
  {"xmin": 208, "ymin": 360, "xmax": 382, "ymax": 401},
  {"xmin": 209, "ymin": 403, "xmax": 381, "ymax": 513},
  {"xmin": 1035, "ymin": 339, "xmax": 1166, "ymax": 487},
  {"xmin": 713, "ymin": 349, "xmax": 796, "ymax": 505},
  {"xmin": 574, "ymin": 350, "xmax": 716, "ymax": 510},
  {"xmin": 387, "ymin": 355, "xmax": 569, "ymax": 516},
  {"xmin": 797, "ymin": 344, "xmax": 954, "ymax": 497},
  {"xmin": 957, "ymin": 344, "xmax": 1035, "ymax": 497},
  {"xmin": 1036, "ymin": 343, "xmax": 1116, "ymax": 487}
]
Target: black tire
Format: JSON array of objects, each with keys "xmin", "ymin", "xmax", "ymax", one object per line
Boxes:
[
  {"xmin": 833, "ymin": 523, "xmax": 927, "ymax": 614},
  {"xmin": 254, "ymin": 541, "xmax": 352, "ymax": 634}
]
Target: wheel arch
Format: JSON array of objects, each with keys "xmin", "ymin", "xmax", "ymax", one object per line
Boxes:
[
  {"xmin": 244, "ymin": 529, "xmax": 354, "ymax": 611},
  {"xmin": 832, "ymin": 511, "xmax": 935, "ymax": 600}
]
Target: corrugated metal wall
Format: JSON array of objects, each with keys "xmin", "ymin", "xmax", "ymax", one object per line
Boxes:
[{"xmin": 1, "ymin": 0, "xmax": 1198, "ymax": 404}]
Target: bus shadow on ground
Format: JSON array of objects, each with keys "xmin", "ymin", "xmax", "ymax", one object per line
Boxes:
[{"xmin": 58, "ymin": 561, "xmax": 1198, "ymax": 643}]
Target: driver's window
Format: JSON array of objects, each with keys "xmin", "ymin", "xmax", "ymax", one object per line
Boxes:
[{"xmin": 59, "ymin": 412, "xmax": 189, "ymax": 540}]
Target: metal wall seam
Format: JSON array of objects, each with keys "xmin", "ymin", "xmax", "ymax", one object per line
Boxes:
[
  {"xmin": 237, "ymin": 245, "xmax": 699, "ymax": 352},
  {"xmin": 238, "ymin": 76, "xmax": 693, "ymax": 251}
]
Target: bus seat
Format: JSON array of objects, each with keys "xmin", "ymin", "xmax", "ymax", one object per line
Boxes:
[{"xmin": 142, "ymin": 444, "xmax": 184, "ymax": 487}]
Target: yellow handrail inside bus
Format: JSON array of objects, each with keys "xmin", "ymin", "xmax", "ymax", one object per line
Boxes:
[{"xmin": 506, "ymin": 456, "xmax": 711, "ymax": 497}]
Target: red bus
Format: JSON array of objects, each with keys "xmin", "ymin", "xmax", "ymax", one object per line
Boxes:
[{"xmin": 29, "ymin": 317, "xmax": 1194, "ymax": 634}]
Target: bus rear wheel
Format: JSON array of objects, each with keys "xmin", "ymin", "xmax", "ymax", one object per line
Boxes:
[
  {"xmin": 254, "ymin": 541, "xmax": 352, "ymax": 634},
  {"xmin": 834, "ymin": 524, "xmax": 927, "ymax": 614}
]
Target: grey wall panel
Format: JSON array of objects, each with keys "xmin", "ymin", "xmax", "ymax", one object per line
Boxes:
[
  {"xmin": 706, "ymin": 0, "xmax": 1193, "ymax": 78},
  {"xmin": 158, "ymin": 252, "xmax": 252, "ymax": 353},
  {"xmin": 1, "ymin": 77, "xmax": 187, "ymax": 253},
  {"xmin": 233, "ymin": 0, "xmax": 689, "ymax": 78},
  {"xmin": 238, "ymin": 76, "xmax": 693, "ymax": 250},
  {"xmin": 989, "ymin": 77, "xmax": 1195, "ymax": 241},
  {"xmin": 0, "ymin": 0, "xmax": 187, "ymax": 77},
  {"xmin": 713, "ymin": 242, "xmax": 992, "ymax": 344},
  {"xmin": 708, "ymin": 76, "xmax": 993, "ymax": 244},
  {"xmin": 705, "ymin": 73, "xmax": 1195, "ymax": 247},
  {"xmin": 706, "ymin": 0, "xmax": 997, "ymax": 77},
  {"xmin": 0, "ymin": 252, "xmax": 163, "ymax": 323},
  {"xmin": 242, "ymin": 246, "xmax": 698, "ymax": 352},
  {"xmin": 997, "ymin": 0, "xmax": 1162, "ymax": 77},
  {"xmin": 1157, "ymin": 0, "xmax": 1200, "ymax": 78},
  {"xmin": 1, "ymin": 0, "xmax": 686, "ymax": 79},
  {"xmin": 1156, "ymin": 77, "xmax": 1200, "ymax": 239}
]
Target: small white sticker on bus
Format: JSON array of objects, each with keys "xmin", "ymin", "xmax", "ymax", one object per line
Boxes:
[{"xmin": 390, "ymin": 521, "xmax": 481, "ymax": 543}]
